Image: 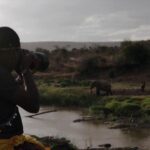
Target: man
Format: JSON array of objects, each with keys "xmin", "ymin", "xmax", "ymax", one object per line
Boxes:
[{"xmin": 0, "ymin": 27, "xmax": 47, "ymax": 150}]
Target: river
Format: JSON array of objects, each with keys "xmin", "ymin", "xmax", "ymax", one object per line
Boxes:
[{"xmin": 20, "ymin": 107, "xmax": 150, "ymax": 149}]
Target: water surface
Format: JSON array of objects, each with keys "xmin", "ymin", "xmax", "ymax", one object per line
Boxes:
[{"xmin": 20, "ymin": 107, "xmax": 150, "ymax": 149}]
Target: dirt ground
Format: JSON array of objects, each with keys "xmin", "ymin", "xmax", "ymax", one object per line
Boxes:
[{"xmin": 112, "ymin": 89, "xmax": 150, "ymax": 96}]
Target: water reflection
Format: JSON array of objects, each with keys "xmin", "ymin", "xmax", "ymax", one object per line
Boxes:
[{"xmin": 20, "ymin": 107, "xmax": 150, "ymax": 149}]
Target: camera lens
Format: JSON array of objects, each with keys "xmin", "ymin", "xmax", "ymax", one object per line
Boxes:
[{"xmin": 32, "ymin": 52, "xmax": 49, "ymax": 71}]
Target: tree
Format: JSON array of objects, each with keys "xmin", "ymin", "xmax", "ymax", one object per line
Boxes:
[
  {"xmin": 78, "ymin": 55, "xmax": 106, "ymax": 77},
  {"xmin": 121, "ymin": 41, "xmax": 150, "ymax": 66}
]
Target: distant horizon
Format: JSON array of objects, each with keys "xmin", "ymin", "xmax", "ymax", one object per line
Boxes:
[
  {"xmin": 21, "ymin": 40, "xmax": 121, "ymax": 51},
  {"xmin": 21, "ymin": 40, "xmax": 122, "ymax": 43},
  {"xmin": 21, "ymin": 39, "xmax": 150, "ymax": 43},
  {"xmin": 20, "ymin": 39, "xmax": 150, "ymax": 43}
]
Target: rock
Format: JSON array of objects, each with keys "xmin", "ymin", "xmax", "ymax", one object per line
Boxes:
[{"xmin": 109, "ymin": 124, "xmax": 131, "ymax": 129}]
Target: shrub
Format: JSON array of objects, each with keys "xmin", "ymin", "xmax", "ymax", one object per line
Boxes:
[
  {"xmin": 39, "ymin": 136, "xmax": 78, "ymax": 150},
  {"xmin": 105, "ymin": 99, "xmax": 142, "ymax": 117},
  {"xmin": 141, "ymin": 98, "xmax": 150, "ymax": 115},
  {"xmin": 124, "ymin": 98, "xmax": 141, "ymax": 105},
  {"xmin": 120, "ymin": 41, "xmax": 150, "ymax": 66},
  {"xmin": 90, "ymin": 105, "xmax": 112, "ymax": 118},
  {"xmin": 118, "ymin": 102, "xmax": 141, "ymax": 117},
  {"xmin": 105, "ymin": 100, "xmax": 121, "ymax": 115},
  {"xmin": 141, "ymin": 98, "xmax": 150, "ymax": 108},
  {"xmin": 90, "ymin": 105, "xmax": 105, "ymax": 115},
  {"xmin": 78, "ymin": 55, "xmax": 106, "ymax": 77}
]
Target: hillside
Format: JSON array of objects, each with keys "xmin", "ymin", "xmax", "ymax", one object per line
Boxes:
[
  {"xmin": 21, "ymin": 41, "xmax": 120, "ymax": 51},
  {"xmin": 32, "ymin": 40, "xmax": 150, "ymax": 84}
]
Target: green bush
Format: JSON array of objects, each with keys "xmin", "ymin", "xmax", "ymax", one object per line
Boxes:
[
  {"xmin": 118, "ymin": 102, "xmax": 141, "ymax": 117},
  {"xmin": 105, "ymin": 99, "xmax": 142, "ymax": 117},
  {"xmin": 141, "ymin": 98, "xmax": 150, "ymax": 115},
  {"xmin": 105, "ymin": 100, "xmax": 121, "ymax": 115},
  {"xmin": 141, "ymin": 98, "xmax": 150, "ymax": 108},
  {"xmin": 90, "ymin": 105, "xmax": 112, "ymax": 118},
  {"xmin": 124, "ymin": 98, "xmax": 141, "ymax": 105},
  {"xmin": 90, "ymin": 105, "xmax": 105, "ymax": 115}
]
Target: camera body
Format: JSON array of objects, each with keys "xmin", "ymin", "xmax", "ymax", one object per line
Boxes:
[{"xmin": 21, "ymin": 49, "xmax": 49, "ymax": 72}]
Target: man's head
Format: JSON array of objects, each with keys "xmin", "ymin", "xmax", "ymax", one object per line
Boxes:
[
  {"xmin": 0, "ymin": 27, "xmax": 21, "ymax": 72},
  {"xmin": 0, "ymin": 27, "xmax": 20, "ymax": 48}
]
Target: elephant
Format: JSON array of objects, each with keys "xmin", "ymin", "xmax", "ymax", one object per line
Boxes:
[{"xmin": 90, "ymin": 80, "xmax": 112, "ymax": 96}]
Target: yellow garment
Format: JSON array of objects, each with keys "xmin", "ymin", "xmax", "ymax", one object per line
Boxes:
[{"xmin": 0, "ymin": 134, "xmax": 51, "ymax": 150}]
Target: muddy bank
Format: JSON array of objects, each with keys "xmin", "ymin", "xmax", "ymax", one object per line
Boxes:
[
  {"xmin": 109, "ymin": 122, "xmax": 150, "ymax": 129},
  {"xmin": 37, "ymin": 136, "xmax": 145, "ymax": 150},
  {"xmin": 72, "ymin": 116, "xmax": 150, "ymax": 130}
]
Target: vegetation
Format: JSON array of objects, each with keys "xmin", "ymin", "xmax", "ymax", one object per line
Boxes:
[
  {"xmin": 119, "ymin": 41, "xmax": 150, "ymax": 67},
  {"xmin": 37, "ymin": 80, "xmax": 99, "ymax": 107},
  {"xmin": 35, "ymin": 40, "xmax": 150, "ymax": 79},
  {"xmin": 35, "ymin": 40, "xmax": 150, "ymax": 126},
  {"xmin": 89, "ymin": 96, "xmax": 150, "ymax": 123},
  {"xmin": 141, "ymin": 98, "xmax": 150, "ymax": 115},
  {"xmin": 36, "ymin": 79, "xmax": 150, "ymax": 124},
  {"xmin": 37, "ymin": 136, "xmax": 77, "ymax": 150},
  {"xmin": 78, "ymin": 55, "xmax": 106, "ymax": 77}
]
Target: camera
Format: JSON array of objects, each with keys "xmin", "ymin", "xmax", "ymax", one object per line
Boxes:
[{"xmin": 21, "ymin": 49, "xmax": 49, "ymax": 72}]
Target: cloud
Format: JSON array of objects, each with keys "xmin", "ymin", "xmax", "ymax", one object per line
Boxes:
[
  {"xmin": 72, "ymin": 10, "xmax": 150, "ymax": 41},
  {"xmin": 0, "ymin": 0, "xmax": 150, "ymax": 41}
]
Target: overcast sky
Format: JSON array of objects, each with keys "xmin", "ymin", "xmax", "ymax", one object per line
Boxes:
[{"xmin": 0, "ymin": 0, "xmax": 150, "ymax": 42}]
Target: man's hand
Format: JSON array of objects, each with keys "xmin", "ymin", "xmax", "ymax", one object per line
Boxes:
[{"xmin": 21, "ymin": 52, "xmax": 33, "ymax": 73}]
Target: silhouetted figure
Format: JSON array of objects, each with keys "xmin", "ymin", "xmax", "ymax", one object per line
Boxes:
[
  {"xmin": 0, "ymin": 27, "xmax": 44, "ymax": 150},
  {"xmin": 141, "ymin": 81, "xmax": 146, "ymax": 92},
  {"xmin": 90, "ymin": 80, "xmax": 112, "ymax": 96}
]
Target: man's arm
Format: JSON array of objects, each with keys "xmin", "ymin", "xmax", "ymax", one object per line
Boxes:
[
  {"xmin": 12, "ymin": 51, "xmax": 40, "ymax": 113},
  {"xmin": 13, "ymin": 70, "xmax": 40, "ymax": 113}
]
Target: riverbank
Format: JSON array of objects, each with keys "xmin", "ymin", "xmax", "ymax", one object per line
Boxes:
[
  {"xmin": 89, "ymin": 96, "xmax": 150, "ymax": 128},
  {"xmin": 37, "ymin": 136, "xmax": 146, "ymax": 150},
  {"xmin": 36, "ymin": 79, "xmax": 150, "ymax": 128}
]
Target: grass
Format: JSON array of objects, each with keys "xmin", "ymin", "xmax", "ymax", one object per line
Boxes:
[
  {"xmin": 37, "ymin": 81, "xmax": 99, "ymax": 107},
  {"xmin": 112, "ymin": 82, "xmax": 137, "ymax": 89},
  {"xmin": 89, "ymin": 96, "xmax": 150, "ymax": 123}
]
